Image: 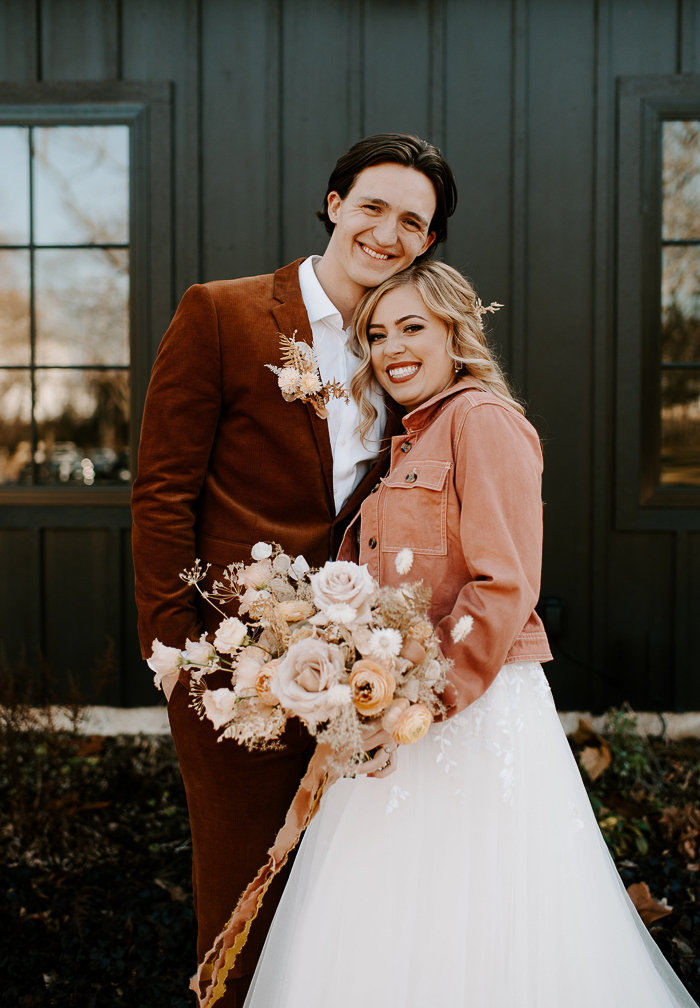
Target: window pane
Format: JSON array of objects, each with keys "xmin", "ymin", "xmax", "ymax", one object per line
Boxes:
[
  {"xmin": 663, "ymin": 120, "xmax": 700, "ymax": 241},
  {"xmin": 0, "ymin": 250, "xmax": 30, "ymax": 365},
  {"xmin": 661, "ymin": 369, "xmax": 700, "ymax": 486},
  {"xmin": 34, "ymin": 369, "xmax": 130, "ymax": 485},
  {"xmin": 33, "ymin": 125, "xmax": 129, "ymax": 246},
  {"xmin": 0, "ymin": 126, "xmax": 30, "ymax": 245},
  {"xmin": 35, "ymin": 248, "xmax": 129, "ymax": 366},
  {"xmin": 662, "ymin": 246, "xmax": 700, "ymax": 363},
  {"xmin": 0, "ymin": 369, "xmax": 32, "ymax": 485}
]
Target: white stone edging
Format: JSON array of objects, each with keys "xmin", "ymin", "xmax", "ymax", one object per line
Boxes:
[{"xmin": 6, "ymin": 706, "xmax": 700, "ymax": 739}]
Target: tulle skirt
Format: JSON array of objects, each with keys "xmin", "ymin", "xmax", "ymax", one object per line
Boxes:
[{"xmin": 244, "ymin": 662, "xmax": 696, "ymax": 1008}]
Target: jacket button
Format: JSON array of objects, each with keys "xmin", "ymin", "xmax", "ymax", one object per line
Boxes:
[
  {"xmin": 400, "ymin": 442, "xmax": 412, "ymax": 453},
  {"xmin": 371, "ymin": 483, "xmax": 380, "ymax": 493},
  {"xmin": 368, "ymin": 537, "xmax": 377, "ymax": 549},
  {"xmin": 405, "ymin": 472, "xmax": 417, "ymax": 483}
]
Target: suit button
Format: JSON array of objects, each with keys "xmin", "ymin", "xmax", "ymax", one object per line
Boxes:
[
  {"xmin": 405, "ymin": 472, "xmax": 417, "ymax": 483},
  {"xmin": 368, "ymin": 537, "xmax": 377, "ymax": 549},
  {"xmin": 371, "ymin": 483, "xmax": 380, "ymax": 493},
  {"xmin": 400, "ymin": 442, "xmax": 412, "ymax": 453}
]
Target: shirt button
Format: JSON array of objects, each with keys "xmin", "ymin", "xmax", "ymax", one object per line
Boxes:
[
  {"xmin": 340, "ymin": 439, "xmax": 346, "ymax": 446},
  {"xmin": 400, "ymin": 442, "xmax": 412, "ymax": 453},
  {"xmin": 368, "ymin": 537, "xmax": 377, "ymax": 549},
  {"xmin": 405, "ymin": 472, "xmax": 417, "ymax": 483}
]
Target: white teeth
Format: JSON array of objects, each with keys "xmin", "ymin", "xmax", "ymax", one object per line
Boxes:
[
  {"xmin": 360, "ymin": 243, "xmax": 390, "ymax": 260},
  {"xmin": 389, "ymin": 365, "xmax": 419, "ymax": 379}
]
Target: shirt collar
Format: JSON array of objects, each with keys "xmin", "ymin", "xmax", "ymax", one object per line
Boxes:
[
  {"xmin": 298, "ymin": 255, "xmax": 345, "ymax": 329},
  {"xmin": 402, "ymin": 377, "xmax": 484, "ymax": 433}
]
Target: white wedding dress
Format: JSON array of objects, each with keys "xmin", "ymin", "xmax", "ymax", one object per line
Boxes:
[{"xmin": 244, "ymin": 662, "xmax": 697, "ymax": 1008}]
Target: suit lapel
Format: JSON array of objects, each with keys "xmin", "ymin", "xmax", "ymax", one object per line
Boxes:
[{"xmin": 271, "ymin": 264, "xmax": 335, "ymax": 507}]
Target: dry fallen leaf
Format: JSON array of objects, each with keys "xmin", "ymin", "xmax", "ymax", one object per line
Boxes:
[
  {"xmin": 579, "ymin": 740, "xmax": 612, "ymax": 781},
  {"xmin": 659, "ymin": 805, "xmax": 700, "ymax": 862},
  {"xmin": 154, "ymin": 878, "xmax": 189, "ymax": 902},
  {"xmin": 626, "ymin": 882, "xmax": 673, "ymax": 926}
]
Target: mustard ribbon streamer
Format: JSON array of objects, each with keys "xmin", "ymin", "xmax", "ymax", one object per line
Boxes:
[{"xmin": 190, "ymin": 741, "xmax": 351, "ymax": 1008}]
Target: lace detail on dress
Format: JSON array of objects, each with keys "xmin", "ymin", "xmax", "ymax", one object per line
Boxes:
[
  {"xmin": 385, "ymin": 784, "xmax": 410, "ymax": 815},
  {"xmin": 431, "ymin": 662, "xmax": 554, "ymax": 804}
]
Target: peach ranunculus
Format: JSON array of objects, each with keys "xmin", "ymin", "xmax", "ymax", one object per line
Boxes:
[
  {"xmin": 271, "ymin": 637, "xmax": 351, "ymax": 727},
  {"xmin": 255, "ymin": 660, "xmax": 281, "ymax": 705},
  {"xmin": 233, "ymin": 646, "xmax": 268, "ymax": 696},
  {"xmin": 237, "ymin": 559, "xmax": 274, "ymax": 591},
  {"xmin": 349, "ymin": 660, "xmax": 396, "ymax": 717},
  {"xmin": 202, "ymin": 687, "xmax": 238, "ymax": 730},
  {"xmin": 275, "ymin": 600, "xmax": 315, "ymax": 623},
  {"xmin": 390, "ymin": 703, "xmax": 433, "ymax": 745},
  {"xmin": 310, "ymin": 561, "xmax": 376, "ymax": 626},
  {"xmin": 381, "ymin": 697, "xmax": 411, "ymax": 733}
]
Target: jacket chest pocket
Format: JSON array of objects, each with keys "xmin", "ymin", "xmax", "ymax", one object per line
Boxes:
[{"xmin": 379, "ymin": 460, "xmax": 452, "ymax": 555}]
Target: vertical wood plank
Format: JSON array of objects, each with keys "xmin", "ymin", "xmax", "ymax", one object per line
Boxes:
[
  {"xmin": 510, "ymin": 0, "xmax": 528, "ymax": 394},
  {"xmin": 122, "ymin": 0, "xmax": 200, "ymax": 302},
  {"xmin": 43, "ymin": 528, "xmax": 121, "ymax": 704},
  {"xmin": 40, "ymin": 0, "xmax": 119, "ymax": 80},
  {"xmin": 607, "ymin": 532, "xmax": 676, "ymax": 710},
  {"xmin": 589, "ymin": 0, "xmax": 615, "ymax": 712},
  {"xmin": 280, "ymin": 0, "xmax": 360, "ymax": 264},
  {"xmin": 0, "ymin": 529, "xmax": 41, "ymax": 668},
  {"xmin": 0, "ymin": 0, "xmax": 39, "ymax": 81},
  {"xmin": 362, "ymin": 0, "xmax": 432, "ymax": 138},
  {"xmin": 526, "ymin": 0, "xmax": 596, "ymax": 711},
  {"xmin": 200, "ymin": 0, "xmax": 281, "ymax": 281},
  {"xmin": 610, "ymin": 0, "xmax": 678, "ymax": 74},
  {"xmin": 443, "ymin": 0, "xmax": 513, "ymax": 360}
]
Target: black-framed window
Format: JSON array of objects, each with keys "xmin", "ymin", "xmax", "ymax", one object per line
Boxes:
[
  {"xmin": 616, "ymin": 76, "xmax": 700, "ymax": 530},
  {"xmin": 661, "ymin": 120, "xmax": 700, "ymax": 489},
  {"xmin": 0, "ymin": 82, "xmax": 172, "ymax": 506},
  {"xmin": 0, "ymin": 124, "xmax": 131, "ymax": 487}
]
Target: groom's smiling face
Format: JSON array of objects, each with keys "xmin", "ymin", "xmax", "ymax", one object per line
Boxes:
[{"xmin": 325, "ymin": 163, "xmax": 436, "ymax": 289}]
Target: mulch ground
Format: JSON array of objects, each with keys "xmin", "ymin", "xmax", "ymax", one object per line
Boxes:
[{"xmin": 1, "ymin": 709, "xmax": 700, "ymax": 1005}]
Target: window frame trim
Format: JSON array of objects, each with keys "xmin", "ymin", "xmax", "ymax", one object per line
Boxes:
[
  {"xmin": 616, "ymin": 74, "xmax": 700, "ymax": 531},
  {"xmin": 0, "ymin": 81, "xmax": 172, "ymax": 506}
]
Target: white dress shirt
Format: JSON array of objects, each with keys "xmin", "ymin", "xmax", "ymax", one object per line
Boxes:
[{"xmin": 298, "ymin": 256, "xmax": 386, "ymax": 514}]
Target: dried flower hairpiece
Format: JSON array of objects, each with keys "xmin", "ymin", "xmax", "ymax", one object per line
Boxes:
[
  {"xmin": 266, "ymin": 332, "xmax": 349, "ymax": 419},
  {"xmin": 473, "ymin": 298, "xmax": 504, "ymax": 328}
]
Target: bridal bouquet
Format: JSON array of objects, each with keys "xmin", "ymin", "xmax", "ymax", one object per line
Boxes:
[
  {"xmin": 148, "ymin": 543, "xmax": 452, "ymax": 1008},
  {"xmin": 149, "ymin": 542, "xmax": 449, "ymax": 772}
]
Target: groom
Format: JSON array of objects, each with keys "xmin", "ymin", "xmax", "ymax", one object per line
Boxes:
[{"xmin": 131, "ymin": 133, "xmax": 457, "ymax": 1005}]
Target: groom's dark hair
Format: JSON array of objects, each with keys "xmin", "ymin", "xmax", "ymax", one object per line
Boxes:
[{"xmin": 317, "ymin": 133, "xmax": 457, "ymax": 261}]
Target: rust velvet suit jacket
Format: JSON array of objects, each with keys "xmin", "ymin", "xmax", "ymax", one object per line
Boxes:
[{"xmin": 132, "ymin": 258, "xmax": 401, "ymax": 656}]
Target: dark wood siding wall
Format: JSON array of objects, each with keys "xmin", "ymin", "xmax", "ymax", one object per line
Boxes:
[{"xmin": 0, "ymin": 0, "xmax": 698, "ymax": 710}]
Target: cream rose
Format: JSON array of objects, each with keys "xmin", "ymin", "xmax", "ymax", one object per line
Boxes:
[
  {"xmin": 255, "ymin": 660, "xmax": 281, "ymax": 705},
  {"xmin": 271, "ymin": 637, "xmax": 350, "ymax": 726},
  {"xmin": 213, "ymin": 617, "xmax": 248, "ymax": 654},
  {"xmin": 391, "ymin": 703, "xmax": 433, "ymax": 745},
  {"xmin": 202, "ymin": 687, "xmax": 238, "ymax": 730},
  {"xmin": 237, "ymin": 560, "xmax": 273, "ymax": 590},
  {"xmin": 148, "ymin": 639, "xmax": 181, "ymax": 689},
  {"xmin": 275, "ymin": 600, "xmax": 315, "ymax": 623},
  {"xmin": 181, "ymin": 633, "xmax": 216, "ymax": 669},
  {"xmin": 310, "ymin": 561, "xmax": 376, "ymax": 626},
  {"xmin": 233, "ymin": 646, "xmax": 267, "ymax": 696},
  {"xmin": 349, "ymin": 660, "xmax": 396, "ymax": 717}
]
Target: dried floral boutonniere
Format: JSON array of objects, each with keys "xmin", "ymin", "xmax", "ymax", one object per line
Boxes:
[{"xmin": 265, "ymin": 332, "xmax": 349, "ymax": 419}]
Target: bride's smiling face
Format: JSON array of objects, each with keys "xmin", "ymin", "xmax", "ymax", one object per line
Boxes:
[{"xmin": 368, "ymin": 285, "xmax": 457, "ymax": 412}]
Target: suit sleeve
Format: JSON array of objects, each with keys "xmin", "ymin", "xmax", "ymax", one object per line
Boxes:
[
  {"xmin": 436, "ymin": 403, "xmax": 544, "ymax": 714},
  {"xmin": 131, "ymin": 284, "xmax": 222, "ymax": 656}
]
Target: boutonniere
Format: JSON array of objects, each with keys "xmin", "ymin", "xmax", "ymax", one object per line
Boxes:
[{"xmin": 265, "ymin": 332, "xmax": 349, "ymax": 419}]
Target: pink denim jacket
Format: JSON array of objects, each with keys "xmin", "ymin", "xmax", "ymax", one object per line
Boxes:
[{"xmin": 338, "ymin": 378, "xmax": 552, "ymax": 715}]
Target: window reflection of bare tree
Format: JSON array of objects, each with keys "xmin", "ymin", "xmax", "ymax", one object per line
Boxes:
[
  {"xmin": 0, "ymin": 127, "xmax": 129, "ymax": 486},
  {"xmin": 660, "ymin": 122, "xmax": 700, "ymax": 484}
]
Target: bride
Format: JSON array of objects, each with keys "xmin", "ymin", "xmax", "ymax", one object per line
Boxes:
[{"xmin": 243, "ymin": 262, "xmax": 696, "ymax": 1008}]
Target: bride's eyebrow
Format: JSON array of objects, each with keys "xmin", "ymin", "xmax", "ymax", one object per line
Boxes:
[{"xmin": 395, "ymin": 315, "xmax": 427, "ymax": 324}]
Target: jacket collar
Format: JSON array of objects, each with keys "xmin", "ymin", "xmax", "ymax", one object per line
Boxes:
[{"xmin": 401, "ymin": 377, "xmax": 484, "ymax": 434}]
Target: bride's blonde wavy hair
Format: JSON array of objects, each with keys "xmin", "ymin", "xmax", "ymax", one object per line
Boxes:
[{"xmin": 350, "ymin": 261, "xmax": 524, "ymax": 444}]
